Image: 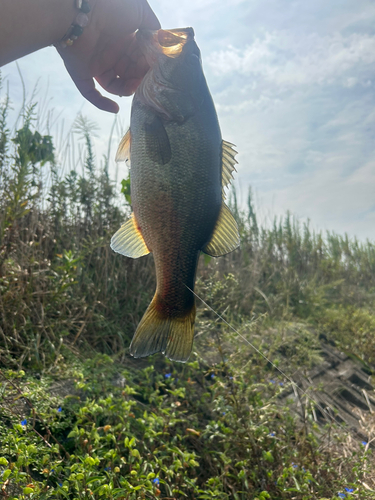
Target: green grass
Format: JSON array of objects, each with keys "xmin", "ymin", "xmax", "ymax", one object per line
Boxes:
[{"xmin": 1, "ymin": 76, "xmax": 375, "ymax": 499}]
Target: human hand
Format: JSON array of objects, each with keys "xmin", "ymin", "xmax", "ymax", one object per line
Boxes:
[{"xmin": 57, "ymin": 0, "xmax": 160, "ymax": 113}]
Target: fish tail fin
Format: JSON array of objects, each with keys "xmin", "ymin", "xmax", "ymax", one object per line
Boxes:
[{"xmin": 130, "ymin": 294, "xmax": 196, "ymax": 363}]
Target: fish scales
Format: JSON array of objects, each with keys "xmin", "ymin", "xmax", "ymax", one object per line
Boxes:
[
  {"xmin": 131, "ymin": 97, "xmax": 222, "ymax": 304},
  {"xmin": 111, "ymin": 28, "xmax": 239, "ymax": 362}
]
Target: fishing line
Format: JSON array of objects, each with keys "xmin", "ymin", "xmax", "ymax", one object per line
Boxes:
[{"xmin": 185, "ymin": 284, "xmax": 347, "ymax": 428}]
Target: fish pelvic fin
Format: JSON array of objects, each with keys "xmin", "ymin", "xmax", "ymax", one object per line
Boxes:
[
  {"xmin": 111, "ymin": 214, "xmax": 150, "ymax": 258},
  {"xmin": 203, "ymin": 203, "xmax": 240, "ymax": 257},
  {"xmin": 130, "ymin": 294, "xmax": 196, "ymax": 363}
]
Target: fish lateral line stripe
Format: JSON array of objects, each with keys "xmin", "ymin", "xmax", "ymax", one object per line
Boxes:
[{"xmin": 184, "ymin": 283, "xmax": 347, "ymax": 429}]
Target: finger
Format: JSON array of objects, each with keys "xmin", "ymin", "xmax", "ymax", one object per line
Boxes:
[
  {"xmin": 74, "ymin": 76, "xmax": 120, "ymax": 113},
  {"xmin": 96, "ymin": 70, "xmax": 125, "ymax": 96},
  {"xmin": 122, "ymin": 77, "xmax": 143, "ymax": 95},
  {"xmin": 90, "ymin": 34, "xmax": 133, "ymax": 78},
  {"xmin": 139, "ymin": 0, "xmax": 161, "ymax": 30},
  {"xmin": 115, "ymin": 55, "xmax": 149, "ymax": 81},
  {"xmin": 95, "ymin": 71, "xmax": 141, "ymax": 97},
  {"xmin": 96, "ymin": 51, "xmax": 149, "ymax": 96}
]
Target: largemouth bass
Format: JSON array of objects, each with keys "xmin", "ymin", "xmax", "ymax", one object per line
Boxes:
[{"xmin": 111, "ymin": 28, "xmax": 239, "ymax": 362}]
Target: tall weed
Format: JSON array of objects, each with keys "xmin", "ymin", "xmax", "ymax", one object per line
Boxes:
[{"xmin": 1, "ymin": 78, "xmax": 375, "ymax": 368}]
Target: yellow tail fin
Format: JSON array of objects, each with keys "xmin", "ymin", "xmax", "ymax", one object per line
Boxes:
[{"xmin": 130, "ymin": 294, "xmax": 196, "ymax": 362}]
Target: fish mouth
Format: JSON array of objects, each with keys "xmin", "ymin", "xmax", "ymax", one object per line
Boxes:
[{"xmin": 137, "ymin": 28, "xmax": 195, "ymax": 59}]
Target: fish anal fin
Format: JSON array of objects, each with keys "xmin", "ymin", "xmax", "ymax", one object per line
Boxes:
[
  {"xmin": 144, "ymin": 115, "xmax": 172, "ymax": 165},
  {"xmin": 221, "ymin": 140, "xmax": 238, "ymax": 191},
  {"xmin": 203, "ymin": 203, "xmax": 240, "ymax": 257},
  {"xmin": 115, "ymin": 128, "xmax": 131, "ymax": 166},
  {"xmin": 130, "ymin": 294, "xmax": 196, "ymax": 363},
  {"xmin": 110, "ymin": 215, "xmax": 150, "ymax": 259}
]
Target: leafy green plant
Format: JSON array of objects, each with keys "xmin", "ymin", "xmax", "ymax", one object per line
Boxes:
[{"xmin": 1, "ymin": 355, "xmax": 374, "ymax": 499}]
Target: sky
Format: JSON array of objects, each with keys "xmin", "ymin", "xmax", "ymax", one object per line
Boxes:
[{"xmin": 1, "ymin": 0, "xmax": 375, "ymax": 240}]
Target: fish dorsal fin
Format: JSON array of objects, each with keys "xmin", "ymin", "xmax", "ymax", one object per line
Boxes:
[
  {"xmin": 110, "ymin": 214, "xmax": 150, "ymax": 259},
  {"xmin": 144, "ymin": 115, "xmax": 172, "ymax": 165},
  {"xmin": 203, "ymin": 203, "xmax": 240, "ymax": 257},
  {"xmin": 115, "ymin": 128, "xmax": 131, "ymax": 166},
  {"xmin": 221, "ymin": 140, "xmax": 238, "ymax": 192}
]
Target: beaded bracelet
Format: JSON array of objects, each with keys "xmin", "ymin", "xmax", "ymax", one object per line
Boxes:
[{"xmin": 57, "ymin": 0, "xmax": 91, "ymax": 49}]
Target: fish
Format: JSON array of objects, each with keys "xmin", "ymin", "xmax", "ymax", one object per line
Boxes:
[{"xmin": 111, "ymin": 27, "xmax": 239, "ymax": 362}]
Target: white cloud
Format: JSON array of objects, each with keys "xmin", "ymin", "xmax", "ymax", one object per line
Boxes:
[
  {"xmin": 207, "ymin": 31, "xmax": 375, "ymax": 89},
  {"xmin": 203, "ymin": 23, "xmax": 375, "ymax": 240}
]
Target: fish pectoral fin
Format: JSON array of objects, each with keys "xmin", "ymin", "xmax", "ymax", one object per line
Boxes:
[
  {"xmin": 203, "ymin": 203, "xmax": 240, "ymax": 257},
  {"xmin": 130, "ymin": 294, "xmax": 196, "ymax": 363},
  {"xmin": 144, "ymin": 115, "xmax": 172, "ymax": 165},
  {"xmin": 110, "ymin": 214, "xmax": 150, "ymax": 258},
  {"xmin": 222, "ymin": 140, "xmax": 238, "ymax": 192},
  {"xmin": 115, "ymin": 128, "xmax": 131, "ymax": 166}
]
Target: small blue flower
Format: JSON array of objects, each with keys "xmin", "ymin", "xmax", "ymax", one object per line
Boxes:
[
  {"xmin": 152, "ymin": 478, "xmax": 160, "ymax": 485},
  {"xmin": 104, "ymin": 467, "xmax": 111, "ymax": 471},
  {"xmin": 57, "ymin": 407, "xmax": 62, "ymax": 413},
  {"xmin": 269, "ymin": 432, "xmax": 275, "ymax": 436},
  {"xmin": 302, "ymin": 467, "xmax": 306, "ymax": 472},
  {"xmin": 269, "ymin": 379, "xmax": 275, "ymax": 384},
  {"xmin": 229, "ymin": 376, "xmax": 233, "ymax": 380},
  {"xmin": 164, "ymin": 373, "xmax": 172, "ymax": 379},
  {"xmin": 345, "ymin": 488, "xmax": 354, "ymax": 493},
  {"xmin": 279, "ymin": 382, "xmax": 284, "ymax": 386},
  {"xmin": 58, "ymin": 482, "xmax": 63, "ymax": 487},
  {"xmin": 291, "ymin": 462, "xmax": 298, "ymax": 468},
  {"xmin": 51, "ymin": 469, "xmax": 55, "ymax": 473},
  {"xmin": 338, "ymin": 494, "xmax": 346, "ymax": 498},
  {"xmin": 211, "ymin": 374, "xmax": 215, "ymax": 379},
  {"xmin": 21, "ymin": 419, "xmax": 27, "ymax": 426},
  {"xmin": 222, "ymin": 412, "xmax": 226, "ymax": 415},
  {"xmin": 361, "ymin": 441, "xmax": 367, "ymax": 446}
]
